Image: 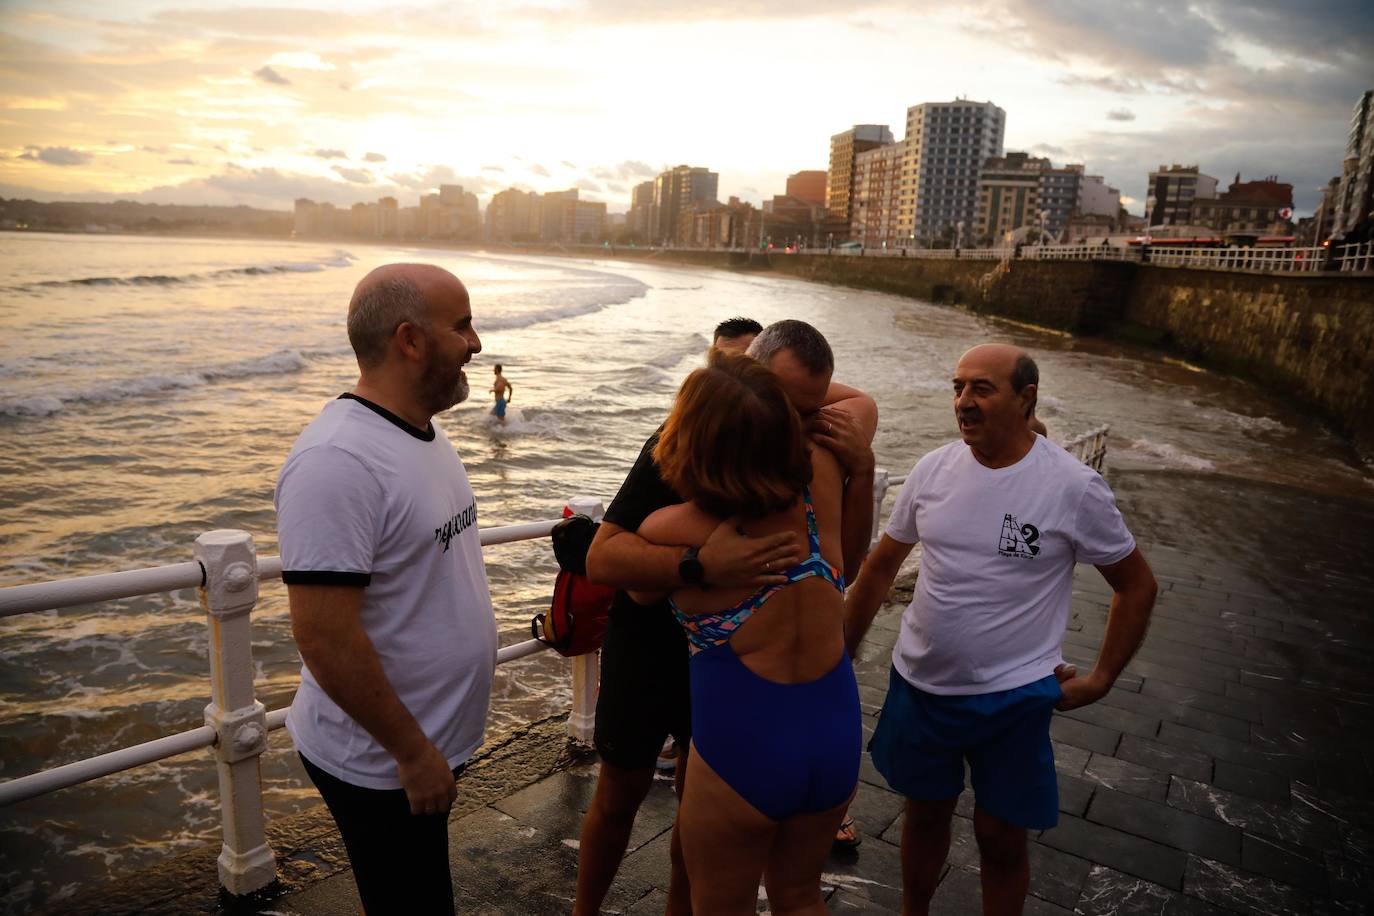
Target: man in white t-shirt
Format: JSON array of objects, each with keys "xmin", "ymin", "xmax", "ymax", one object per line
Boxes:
[
  {"xmin": 275, "ymin": 263, "xmax": 496, "ymax": 916},
  {"xmin": 844, "ymin": 344, "xmax": 1157, "ymax": 916}
]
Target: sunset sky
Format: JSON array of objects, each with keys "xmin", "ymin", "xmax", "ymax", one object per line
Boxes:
[{"xmin": 1, "ymin": 1, "xmax": 1370, "ymax": 215}]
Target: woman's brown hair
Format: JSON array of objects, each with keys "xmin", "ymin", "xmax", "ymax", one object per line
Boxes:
[{"xmin": 654, "ymin": 353, "xmax": 812, "ymax": 518}]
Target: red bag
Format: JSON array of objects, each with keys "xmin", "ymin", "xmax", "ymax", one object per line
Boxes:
[{"xmin": 531, "ymin": 514, "xmax": 615, "ymax": 657}]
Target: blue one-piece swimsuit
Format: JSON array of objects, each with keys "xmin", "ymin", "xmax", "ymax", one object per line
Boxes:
[{"xmin": 670, "ymin": 488, "xmax": 861, "ymax": 821}]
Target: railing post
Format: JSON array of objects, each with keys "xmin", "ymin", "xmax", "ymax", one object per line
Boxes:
[
  {"xmin": 194, "ymin": 530, "xmax": 275, "ymax": 896},
  {"xmin": 871, "ymin": 468, "xmax": 891, "ymax": 545},
  {"xmin": 565, "ymin": 497, "xmax": 604, "ymax": 746}
]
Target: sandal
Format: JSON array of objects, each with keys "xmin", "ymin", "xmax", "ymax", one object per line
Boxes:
[{"xmin": 833, "ymin": 815, "xmax": 861, "ymax": 849}]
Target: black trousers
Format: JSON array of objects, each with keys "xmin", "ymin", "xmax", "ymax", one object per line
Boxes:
[{"xmin": 300, "ymin": 752, "xmax": 465, "ymax": 915}]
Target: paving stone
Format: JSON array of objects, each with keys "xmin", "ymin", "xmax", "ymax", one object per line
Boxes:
[
  {"xmin": 1052, "ymin": 740, "xmax": 1091, "ymax": 777},
  {"xmin": 1040, "ymin": 814, "xmax": 1187, "ymax": 890},
  {"xmin": 1073, "ymin": 863, "xmax": 1234, "ymax": 915},
  {"xmin": 843, "ymin": 778, "xmax": 907, "ymax": 842},
  {"xmin": 1167, "ymin": 776, "xmax": 1343, "ymax": 852},
  {"xmin": 1084, "ymin": 753, "xmax": 1170, "ymax": 802},
  {"xmin": 1139, "ymin": 679, "xmax": 1264, "ymax": 723},
  {"xmin": 1027, "ymin": 839, "xmax": 1093, "ymax": 909},
  {"xmin": 1116, "ymin": 733, "xmax": 1214, "ymax": 783},
  {"xmin": 1155, "ymin": 721, "xmax": 1309, "ymax": 777},
  {"xmin": 826, "ymin": 887, "xmax": 900, "ymax": 913},
  {"xmin": 1183, "ymin": 855, "xmax": 1311, "ymax": 916},
  {"xmin": 1050, "ymin": 715, "xmax": 1121, "ymax": 756},
  {"xmin": 929, "ymin": 865, "xmax": 982, "ymax": 915},
  {"xmin": 1088, "ymin": 786, "xmax": 1242, "ymax": 866},
  {"xmin": 1124, "ymin": 659, "xmax": 1231, "ymax": 697},
  {"xmin": 450, "ymin": 805, "xmax": 587, "ymax": 915},
  {"xmin": 1058, "ymin": 772, "xmax": 1096, "ymax": 818},
  {"xmin": 1242, "ymin": 833, "xmax": 1330, "ymax": 896},
  {"xmin": 1063, "ymin": 700, "xmax": 1161, "ymax": 740},
  {"xmin": 622, "ymin": 888, "xmax": 670, "ymax": 915},
  {"xmin": 1213, "ymin": 760, "xmax": 1291, "ymax": 805},
  {"xmin": 817, "ymin": 833, "xmax": 906, "ymax": 912},
  {"xmin": 1173, "ymin": 706, "xmax": 1252, "ymax": 742}
]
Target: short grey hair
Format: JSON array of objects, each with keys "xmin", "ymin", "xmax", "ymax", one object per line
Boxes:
[
  {"xmin": 746, "ymin": 319, "xmax": 834, "ymax": 375},
  {"xmin": 347, "ymin": 278, "xmax": 430, "ymax": 368}
]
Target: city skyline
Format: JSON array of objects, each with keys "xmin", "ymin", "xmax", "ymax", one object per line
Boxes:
[{"xmin": 1, "ymin": 1, "xmax": 1371, "ymax": 216}]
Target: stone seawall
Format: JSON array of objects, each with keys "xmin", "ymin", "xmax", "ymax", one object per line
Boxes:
[{"xmin": 511, "ymin": 246, "xmax": 1374, "ymax": 460}]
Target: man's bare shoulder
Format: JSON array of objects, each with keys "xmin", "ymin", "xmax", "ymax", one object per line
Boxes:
[{"xmin": 639, "ymin": 501, "xmax": 714, "ymax": 547}]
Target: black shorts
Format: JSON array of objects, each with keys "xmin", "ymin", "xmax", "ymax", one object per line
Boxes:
[
  {"xmin": 300, "ymin": 752, "xmax": 466, "ymax": 915},
  {"xmin": 593, "ymin": 610, "xmax": 692, "ymax": 770}
]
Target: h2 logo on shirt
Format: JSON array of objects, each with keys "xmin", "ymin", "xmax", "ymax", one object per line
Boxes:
[{"xmin": 998, "ymin": 513, "xmax": 1041, "ymax": 559}]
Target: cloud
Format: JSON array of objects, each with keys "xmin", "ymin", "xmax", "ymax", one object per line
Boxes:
[
  {"xmin": 1106, "ymin": 108, "xmax": 1136, "ymax": 122},
  {"xmin": 1030, "ymin": 143, "xmax": 1068, "ymax": 156},
  {"xmin": 167, "ymin": 157, "xmax": 196, "ymax": 165},
  {"xmin": 481, "ymin": 164, "xmax": 505, "ymax": 172},
  {"xmin": 139, "ymin": 145, "xmax": 168, "ymax": 155},
  {"xmin": 561, "ymin": 160, "xmax": 576, "ymax": 169},
  {"xmin": 330, "ymin": 165, "xmax": 373, "ymax": 184},
  {"xmin": 19, "ymin": 146, "xmax": 93, "ymax": 166},
  {"xmin": 575, "ymin": 178, "xmax": 601, "ymax": 192},
  {"xmin": 530, "ymin": 163, "xmax": 550, "ymax": 177},
  {"xmin": 606, "ymin": 182, "xmax": 626, "ymax": 193},
  {"xmin": 315, "ymin": 148, "xmax": 347, "ymax": 159},
  {"xmin": 253, "ymin": 66, "xmax": 291, "ymax": 86},
  {"xmin": 363, "ymin": 152, "xmax": 387, "ymax": 163},
  {"xmin": 616, "ymin": 160, "xmax": 656, "ymax": 179}
]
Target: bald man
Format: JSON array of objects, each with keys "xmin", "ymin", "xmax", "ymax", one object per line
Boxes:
[
  {"xmin": 275, "ymin": 264, "xmax": 495, "ymax": 915},
  {"xmin": 844, "ymin": 344, "xmax": 1156, "ymax": 916}
]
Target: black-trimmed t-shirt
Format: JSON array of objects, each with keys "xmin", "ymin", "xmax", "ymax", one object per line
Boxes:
[{"xmin": 603, "ymin": 429, "xmax": 683, "ymax": 631}]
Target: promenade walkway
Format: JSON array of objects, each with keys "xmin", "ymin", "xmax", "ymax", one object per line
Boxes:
[{"xmin": 49, "ymin": 472, "xmax": 1374, "ymax": 915}]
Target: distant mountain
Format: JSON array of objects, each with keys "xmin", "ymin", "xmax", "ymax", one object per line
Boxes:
[{"xmin": 0, "ymin": 197, "xmax": 292, "ymax": 237}]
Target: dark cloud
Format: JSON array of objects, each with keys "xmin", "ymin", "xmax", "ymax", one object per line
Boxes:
[
  {"xmin": 1201, "ymin": 0, "xmax": 1374, "ymax": 59},
  {"xmin": 20, "ymin": 146, "xmax": 93, "ymax": 166},
  {"xmin": 315, "ymin": 148, "xmax": 347, "ymax": 159},
  {"xmin": 330, "ymin": 165, "xmax": 373, "ymax": 184},
  {"xmin": 253, "ymin": 66, "xmax": 291, "ymax": 86},
  {"xmin": 167, "ymin": 157, "xmax": 196, "ymax": 165},
  {"xmin": 1106, "ymin": 108, "xmax": 1136, "ymax": 122},
  {"xmin": 530, "ymin": 163, "xmax": 550, "ymax": 177},
  {"xmin": 363, "ymin": 152, "xmax": 386, "ymax": 163},
  {"xmin": 1056, "ymin": 74, "xmax": 1203, "ymax": 95}
]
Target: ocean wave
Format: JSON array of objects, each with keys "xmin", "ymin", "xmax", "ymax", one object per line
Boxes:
[
  {"xmin": 13, "ymin": 250, "xmax": 356, "ymax": 292},
  {"xmin": 645, "ymin": 333, "xmax": 709, "ymax": 369},
  {"xmin": 1118, "ymin": 438, "xmax": 1217, "ymax": 472},
  {"xmin": 0, "ymin": 349, "xmax": 310, "ymax": 418},
  {"xmin": 479, "ymin": 281, "xmax": 648, "ymax": 331}
]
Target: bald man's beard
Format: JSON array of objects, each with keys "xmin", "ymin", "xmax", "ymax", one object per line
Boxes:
[{"xmin": 419, "ymin": 355, "xmax": 470, "ymax": 415}]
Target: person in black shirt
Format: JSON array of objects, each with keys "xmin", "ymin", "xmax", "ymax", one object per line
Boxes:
[{"xmin": 572, "ymin": 319, "xmax": 877, "ymax": 916}]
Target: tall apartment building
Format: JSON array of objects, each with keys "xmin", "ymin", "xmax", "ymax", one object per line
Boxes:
[
  {"xmin": 1331, "ymin": 89, "xmax": 1374, "ymax": 241},
  {"xmin": 851, "ymin": 141, "xmax": 907, "ymax": 246},
  {"xmin": 1077, "ymin": 175, "xmax": 1121, "ymax": 218},
  {"xmin": 652, "ymin": 165, "xmax": 718, "ymax": 244},
  {"xmin": 975, "ymin": 153, "xmax": 1046, "ymax": 243},
  {"xmin": 626, "ymin": 180, "xmax": 655, "ymax": 240},
  {"xmin": 1190, "ymin": 174, "xmax": 1294, "ymax": 237},
  {"xmin": 786, "ymin": 170, "xmax": 827, "ymax": 207},
  {"xmin": 1038, "ymin": 163, "xmax": 1082, "ymax": 241},
  {"xmin": 486, "ymin": 188, "xmax": 542, "ymax": 241},
  {"xmin": 827, "ymin": 125, "xmax": 894, "ymax": 232},
  {"xmin": 1146, "ymin": 165, "xmax": 1218, "ymax": 227},
  {"xmin": 897, "ymin": 101, "xmax": 1006, "ymax": 245}
]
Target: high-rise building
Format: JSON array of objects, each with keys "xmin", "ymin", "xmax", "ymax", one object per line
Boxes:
[
  {"xmin": 851, "ymin": 142, "xmax": 906, "ymax": 246},
  {"xmin": 1038, "ymin": 163, "xmax": 1082, "ymax": 241},
  {"xmin": 1190, "ymin": 174, "xmax": 1294, "ymax": 238},
  {"xmin": 1145, "ymin": 165, "xmax": 1218, "ymax": 228},
  {"xmin": 898, "ymin": 100, "xmax": 1006, "ymax": 245},
  {"xmin": 1077, "ymin": 175, "xmax": 1121, "ymax": 218},
  {"xmin": 651, "ymin": 166, "xmax": 718, "ymax": 244},
  {"xmin": 627, "ymin": 180, "xmax": 655, "ymax": 240},
  {"xmin": 1330, "ymin": 89, "xmax": 1374, "ymax": 242},
  {"xmin": 827, "ymin": 125, "xmax": 894, "ymax": 232},
  {"xmin": 486, "ymin": 188, "xmax": 542, "ymax": 241},
  {"xmin": 975, "ymin": 153, "xmax": 1047, "ymax": 243},
  {"xmin": 786, "ymin": 170, "xmax": 827, "ymax": 207}
]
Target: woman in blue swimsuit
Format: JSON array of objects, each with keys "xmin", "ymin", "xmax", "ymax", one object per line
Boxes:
[{"xmin": 631, "ymin": 353, "xmax": 860, "ymax": 915}]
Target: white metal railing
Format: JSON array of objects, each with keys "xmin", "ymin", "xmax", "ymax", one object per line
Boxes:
[{"xmin": 0, "ymin": 495, "xmax": 606, "ymax": 897}]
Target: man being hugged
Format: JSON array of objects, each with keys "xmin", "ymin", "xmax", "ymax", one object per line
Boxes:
[
  {"xmin": 275, "ymin": 264, "xmax": 495, "ymax": 916},
  {"xmin": 845, "ymin": 344, "xmax": 1157, "ymax": 916}
]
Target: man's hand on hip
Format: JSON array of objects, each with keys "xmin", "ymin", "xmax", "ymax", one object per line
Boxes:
[
  {"xmin": 1053, "ymin": 663, "xmax": 1111, "ymax": 711},
  {"xmin": 698, "ymin": 517, "xmax": 805, "ymax": 589},
  {"xmin": 396, "ymin": 740, "xmax": 458, "ymax": 816}
]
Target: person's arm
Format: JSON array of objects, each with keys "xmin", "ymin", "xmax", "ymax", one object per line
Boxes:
[
  {"xmin": 506, "ymin": 381, "xmax": 513, "ymax": 402},
  {"xmin": 1055, "ymin": 547, "xmax": 1158, "ymax": 710},
  {"xmin": 842, "ymin": 534, "xmax": 915, "ymax": 657},
  {"xmin": 587, "ymin": 517, "xmax": 804, "ymax": 593},
  {"xmin": 811, "ymin": 386, "xmax": 878, "ymax": 576},
  {"xmin": 288, "ymin": 584, "xmax": 457, "ymax": 815}
]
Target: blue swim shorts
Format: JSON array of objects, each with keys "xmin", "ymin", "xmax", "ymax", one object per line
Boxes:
[
  {"xmin": 494, "ymin": 398, "xmax": 506, "ymax": 418},
  {"xmin": 869, "ymin": 666, "xmax": 1062, "ymax": 830}
]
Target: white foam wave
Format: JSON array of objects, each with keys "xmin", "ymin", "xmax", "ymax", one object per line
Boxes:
[
  {"xmin": 1196, "ymin": 407, "xmax": 1288, "ymax": 434},
  {"xmin": 645, "ymin": 333, "xmax": 709, "ymax": 369},
  {"xmin": 0, "ymin": 349, "xmax": 310, "ymax": 418},
  {"xmin": 1119, "ymin": 438, "xmax": 1217, "ymax": 471},
  {"xmin": 16, "ymin": 251, "xmax": 356, "ymax": 292},
  {"xmin": 479, "ymin": 282, "xmax": 648, "ymax": 331}
]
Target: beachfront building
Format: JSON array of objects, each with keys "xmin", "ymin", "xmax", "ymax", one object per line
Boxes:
[
  {"xmin": 626, "ymin": 180, "xmax": 655, "ymax": 242},
  {"xmin": 1038, "ymin": 163, "xmax": 1083, "ymax": 241},
  {"xmin": 1190, "ymin": 175, "xmax": 1295, "ymax": 240},
  {"xmin": 786, "ymin": 170, "xmax": 827, "ymax": 207},
  {"xmin": 827, "ymin": 125, "xmax": 894, "ymax": 235},
  {"xmin": 652, "ymin": 165, "xmax": 718, "ymax": 245},
  {"xmin": 1078, "ymin": 174, "xmax": 1122, "ymax": 219},
  {"xmin": 1329, "ymin": 89, "xmax": 1374, "ymax": 242},
  {"xmin": 851, "ymin": 140, "xmax": 907, "ymax": 247},
  {"xmin": 1146, "ymin": 164, "xmax": 1219, "ymax": 228},
  {"xmin": 975, "ymin": 153, "xmax": 1046, "ymax": 244},
  {"xmin": 897, "ymin": 100, "xmax": 1006, "ymax": 246},
  {"xmin": 486, "ymin": 188, "xmax": 542, "ymax": 241}
]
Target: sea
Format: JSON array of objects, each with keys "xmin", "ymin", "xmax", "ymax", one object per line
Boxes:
[{"xmin": 1, "ymin": 231, "xmax": 1371, "ymax": 911}]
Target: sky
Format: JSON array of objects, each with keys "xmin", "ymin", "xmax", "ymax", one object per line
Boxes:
[{"xmin": 1, "ymin": 0, "xmax": 1371, "ymax": 216}]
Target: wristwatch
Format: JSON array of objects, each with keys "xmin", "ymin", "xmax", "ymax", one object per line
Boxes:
[{"xmin": 678, "ymin": 547, "xmax": 709, "ymax": 589}]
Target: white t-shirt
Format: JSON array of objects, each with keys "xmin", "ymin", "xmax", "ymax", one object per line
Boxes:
[
  {"xmin": 276, "ymin": 396, "xmax": 497, "ymax": 789},
  {"xmin": 886, "ymin": 435, "xmax": 1135, "ymax": 696}
]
